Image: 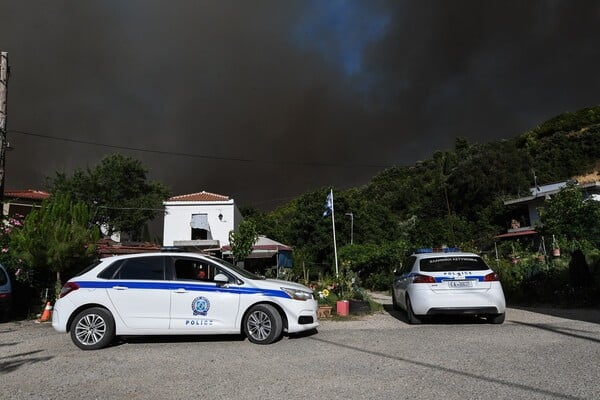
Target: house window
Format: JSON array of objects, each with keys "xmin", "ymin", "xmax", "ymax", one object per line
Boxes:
[{"xmin": 190, "ymin": 214, "xmax": 212, "ymax": 240}]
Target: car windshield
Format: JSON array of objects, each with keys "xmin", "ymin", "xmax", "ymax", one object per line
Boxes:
[
  {"xmin": 420, "ymin": 256, "xmax": 489, "ymax": 272},
  {"xmin": 206, "ymin": 256, "xmax": 264, "ymax": 280}
]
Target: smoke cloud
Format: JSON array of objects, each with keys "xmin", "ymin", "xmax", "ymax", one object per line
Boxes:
[{"xmin": 1, "ymin": 1, "xmax": 599, "ymax": 208}]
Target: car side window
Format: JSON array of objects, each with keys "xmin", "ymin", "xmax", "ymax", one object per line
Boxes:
[
  {"xmin": 115, "ymin": 257, "xmax": 166, "ymax": 280},
  {"xmin": 172, "ymin": 258, "xmax": 235, "ymax": 284},
  {"xmin": 174, "ymin": 258, "xmax": 213, "ymax": 282}
]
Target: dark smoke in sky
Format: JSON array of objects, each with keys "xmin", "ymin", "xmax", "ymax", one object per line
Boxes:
[{"xmin": 1, "ymin": 1, "xmax": 600, "ymax": 209}]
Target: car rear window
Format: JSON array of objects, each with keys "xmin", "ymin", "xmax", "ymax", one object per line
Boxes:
[
  {"xmin": 74, "ymin": 261, "xmax": 102, "ymax": 277},
  {"xmin": 420, "ymin": 256, "xmax": 489, "ymax": 272},
  {"xmin": 98, "ymin": 257, "xmax": 166, "ymax": 280}
]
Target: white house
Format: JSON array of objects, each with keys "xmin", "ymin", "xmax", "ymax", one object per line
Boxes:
[
  {"xmin": 498, "ymin": 179, "xmax": 600, "ymax": 239},
  {"xmin": 163, "ymin": 191, "xmax": 242, "ymax": 250}
]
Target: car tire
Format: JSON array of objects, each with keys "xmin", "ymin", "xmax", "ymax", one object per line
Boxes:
[
  {"xmin": 70, "ymin": 307, "xmax": 115, "ymax": 350},
  {"xmin": 391, "ymin": 289, "xmax": 400, "ymax": 311},
  {"xmin": 243, "ymin": 304, "xmax": 283, "ymax": 345},
  {"xmin": 406, "ymin": 295, "xmax": 422, "ymax": 325},
  {"xmin": 487, "ymin": 312, "xmax": 505, "ymax": 324}
]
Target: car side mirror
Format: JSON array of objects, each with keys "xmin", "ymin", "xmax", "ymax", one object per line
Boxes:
[{"xmin": 214, "ymin": 273, "xmax": 229, "ymax": 285}]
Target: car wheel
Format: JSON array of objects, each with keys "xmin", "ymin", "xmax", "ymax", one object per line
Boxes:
[
  {"xmin": 244, "ymin": 304, "xmax": 283, "ymax": 345},
  {"xmin": 391, "ymin": 289, "xmax": 400, "ymax": 311},
  {"xmin": 487, "ymin": 313, "xmax": 505, "ymax": 324},
  {"xmin": 70, "ymin": 307, "xmax": 115, "ymax": 350},
  {"xmin": 406, "ymin": 296, "xmax": 422, "ymax": 325}
]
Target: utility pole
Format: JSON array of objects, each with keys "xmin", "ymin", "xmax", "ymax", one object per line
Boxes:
[
  {"xmin": 345, "ymin": 212, "xmax": 354, "ymax": 245},
  {"xmin": 0, "ymin": 51, "xmax": 9, "ymax": 205}
]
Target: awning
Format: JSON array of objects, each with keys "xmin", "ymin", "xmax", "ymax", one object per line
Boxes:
[
  {"xmin": 190, "ymin": 214, "xmax": 210, "ymax": 230},
  {"xmin": 495, "ymin": 229, "xmax": 538, "ymax": 239},
  {"xmin": 222, "ymin": 236, "xmax": 293, "ymax": 266}
]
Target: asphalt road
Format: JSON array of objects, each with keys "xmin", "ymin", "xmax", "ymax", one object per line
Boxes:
[{"xmin": 1, "ymin": 304, "xmax": 599, "ymax": 400}]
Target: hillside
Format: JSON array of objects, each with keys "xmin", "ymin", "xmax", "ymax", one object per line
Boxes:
[{"xmin": 249, "ymin": 105, "xmax": 600, "ymax": 279}]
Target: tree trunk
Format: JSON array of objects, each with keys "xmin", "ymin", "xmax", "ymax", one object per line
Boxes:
[{"xmin": 55, "ymin": 271, "xmax": 62, "ymax": 301}]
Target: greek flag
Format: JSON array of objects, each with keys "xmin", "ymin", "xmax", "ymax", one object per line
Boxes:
[{"xmin": 323, "ymin": 190, "xmax": 333, "ymax": 217}]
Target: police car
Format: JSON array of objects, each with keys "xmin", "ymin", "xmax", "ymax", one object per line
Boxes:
[
  {"xmin": 52, "ymin": 252, "xmax": 319, "ymax": 349},
  {"xmin": 391, "ymin": 248, "xmax": 506, "ymax": 324}
]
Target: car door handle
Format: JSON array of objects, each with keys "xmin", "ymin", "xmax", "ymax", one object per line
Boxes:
[
  {"xmin": 113, "ymin": 286, "xmax": 128, "ymax": 290},
  {"xmin": 174, "ymin": 289, "xmax": 187, "ymax": 293}
]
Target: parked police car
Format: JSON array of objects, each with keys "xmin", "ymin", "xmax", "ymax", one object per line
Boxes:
[
  {"xmin": 392, "ymin": 248, "xmax": 506, "ymax": 324},
  {"xmin": 53, "ymin": 252, "xmax": 318, "ymax": 349}
]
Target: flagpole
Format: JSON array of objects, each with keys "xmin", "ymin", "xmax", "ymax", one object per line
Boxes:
[{"xmin": 330, "ymin": 189, "xmax": 339, "ymax": 277}]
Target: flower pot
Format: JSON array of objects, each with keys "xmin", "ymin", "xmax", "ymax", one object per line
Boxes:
[
  {"xmin": 349, "ymin": 299, "xmax": 370, "ymax": 314},
  {"xmin": 553, "ymin": 248, "xmax": 561, "ymax": 257},
  {"xmin": 317, "ymin": 306, "xmax": 332, "ymax": 318},
  {"xmin": 336, "ymin": 300, "xmax": 349, "ymax": 317}
]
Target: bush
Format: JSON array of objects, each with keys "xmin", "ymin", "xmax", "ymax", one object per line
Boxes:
[{"xmin": 364, "ymin": 271, "xmax": 394, "ymax": 291}]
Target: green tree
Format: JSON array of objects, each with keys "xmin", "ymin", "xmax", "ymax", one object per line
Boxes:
[
  {"xmin": 538, "ymin": 183, "xmax": 600, "ymax": 248},
  {"xmin": 50, "ymin": 154, "xmax": 170, "ymax": 241},
  {"xmin": 0, "ymin": 214, "xmax": 26, "ymax": 280},
  {"xmin": 10, "ymin": 194, "xmax": 100, "ymax": 298},
  {"xmin": 228, "ymin": 220, "xmax": 259, "ymax": 266}
]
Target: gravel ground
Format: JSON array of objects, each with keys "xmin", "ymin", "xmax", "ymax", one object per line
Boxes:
[{"xmin": 1, "ymin": 293, "xmax": 599, "ymax": 400}]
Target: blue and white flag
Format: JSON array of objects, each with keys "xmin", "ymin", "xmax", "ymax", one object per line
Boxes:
[{"xmin": 323, "ymin": 190, "xmax": 333, "ymax": 217}]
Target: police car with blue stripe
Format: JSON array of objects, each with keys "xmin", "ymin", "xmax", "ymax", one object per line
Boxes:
[
  {"xmin": 391, "ymin": 248, "xmax": 506, "ymax": 324},
  {"xmin": 52, "ymin": 252, "xmax": 319, "ymax": 349}
]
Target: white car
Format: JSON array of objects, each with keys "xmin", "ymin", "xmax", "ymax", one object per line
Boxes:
[
  {"xmin": 53, "ymin": 252, "xmax": 319, "ymax": 349},
  {"xmin": 391, "ymin": 249, "xmax": 506, "ymax": 324}
]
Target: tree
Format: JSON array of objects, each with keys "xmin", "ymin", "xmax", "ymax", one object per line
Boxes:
[
  {"xmin": 50, "ymin": 154, "xmax": 170, "ymax": 241},
  {"xmin": 538, "ymin": 183, "xmax": 600, "ymax": 248},
  {"xmin": 228, "ymin": 220, "xmax": 259, "ymax": 266},
  {"xmin": 10, "ymin": 194, "xmax": 100, "ymax": 298}
]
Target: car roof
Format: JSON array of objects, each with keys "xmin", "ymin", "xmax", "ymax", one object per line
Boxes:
[{"xmin": 99, "ymin": 252, "xmax": 210, "ymax": 262}]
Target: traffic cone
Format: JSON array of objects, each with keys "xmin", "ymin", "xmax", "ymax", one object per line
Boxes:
[{"xmin": 38, "ymin": 302, "xmax": 53, "ymax": 323}]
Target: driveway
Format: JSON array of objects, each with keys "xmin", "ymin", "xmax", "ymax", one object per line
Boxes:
[{"xmin": 1, "ymin": 296, "xmax": 599, "ymax": 400}]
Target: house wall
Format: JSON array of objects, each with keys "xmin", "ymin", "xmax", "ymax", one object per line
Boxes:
[{"xmin": 162, "ymin": 200, "xmax": 239, "ymax": 247}]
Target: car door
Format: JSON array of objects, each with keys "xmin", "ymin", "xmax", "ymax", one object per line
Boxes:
[
  {"xmin": 168, "ymin": 257, "xmax": 241, "ymax": 332},
  {"xmin": 104, "ymin": 256, "xmax": 171, "ymax": 329}
]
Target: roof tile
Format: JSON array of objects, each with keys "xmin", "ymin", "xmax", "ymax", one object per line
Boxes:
[
  {"xmin": 168, "ymin": 191, "xmax": 229, "ymax": 202},
  {"xmin": 4, "ymin": 189, "xmax": 51, "ymax": 201}
]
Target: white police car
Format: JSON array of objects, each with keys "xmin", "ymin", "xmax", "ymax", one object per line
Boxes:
[
  {"xmin": 52, "ymin": 252, "xmax": 319, "ymax": 349},
  {"xmin": 391, "ymin": 248, "xmax": 506, "ymax": 324}
]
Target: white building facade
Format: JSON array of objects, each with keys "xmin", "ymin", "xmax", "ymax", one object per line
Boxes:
[{"xmin": 163, "ymin": 191, "xmax": 242, "ymax": 250}]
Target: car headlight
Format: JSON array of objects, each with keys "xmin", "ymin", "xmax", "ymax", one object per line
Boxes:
[{"xmin": 281, "ymin": 287, "xmax": 313, "ymax": 301}]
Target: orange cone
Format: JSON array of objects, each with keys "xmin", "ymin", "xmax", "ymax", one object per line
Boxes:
[{"xmin": 38, "ymin": 302, "xmax": 53, "ymax": 322}]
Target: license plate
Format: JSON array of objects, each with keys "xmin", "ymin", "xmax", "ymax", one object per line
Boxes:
[{"xmin": 447, "ymin": 280, "xmax": 473, "ymax": 288}]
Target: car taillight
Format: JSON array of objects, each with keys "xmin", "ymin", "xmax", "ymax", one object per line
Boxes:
[
  {"xmin": 59, "ymin": 282, "xmax": 80, "ymax": 298},
  {"xmin": 0, "ymin": 293, "xmax": 11, "ymax": 299},
  {"xmin": 484, "ymin": 272, "xmax": 499, "ymax": 282},
  {"xmin": 413, "ymin": 274, "xmax": 436, "ymax": 284}
]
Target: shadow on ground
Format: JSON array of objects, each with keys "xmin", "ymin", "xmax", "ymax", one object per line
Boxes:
[
  {"xmin": 383, "ymin": 304, "xmax": 490, "ymax": 325},
  {"xmin": 512, "ymin": 306, "xmax": 600, "ymax": 324}
]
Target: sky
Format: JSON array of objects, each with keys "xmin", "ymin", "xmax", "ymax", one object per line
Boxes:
[{"xmin": 1, "ymin": 1, "xmax": 600, "ymax": 210}]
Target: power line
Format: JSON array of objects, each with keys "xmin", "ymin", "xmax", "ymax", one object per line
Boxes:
[{"xmin": 9, "ymin": 129, "xmax": 395, "ymax": 169}]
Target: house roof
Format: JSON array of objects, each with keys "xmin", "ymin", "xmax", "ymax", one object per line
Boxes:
[
  {"xmin": 4, "ymin": 189, "xmax": 50, "ymax": 201},
  {"xmin": 504, "ymin": 181, "xmax": 600, "ymax": 205},
  {"xmin": 167, "ymin": 191, "xmax": 230, "ymax": 202},
  {"xmin": 222, "ymin": 236, "xmax": 293, "ymax": 254},
  {"xmin": 495, "ymin": 229, "xmax": 538, "ymax": 239},
  {"xmin": 96, "ymin": 238, "xmax": 161, "ymax": 258}
]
